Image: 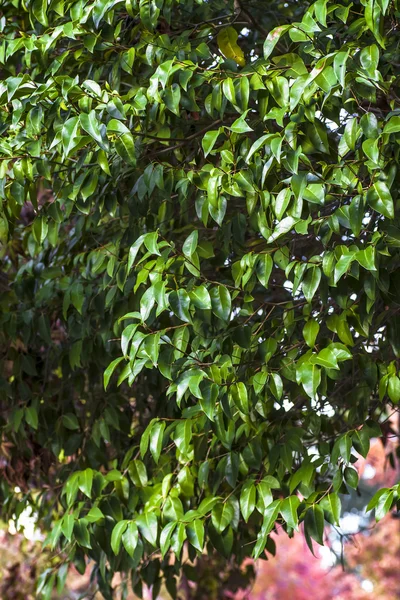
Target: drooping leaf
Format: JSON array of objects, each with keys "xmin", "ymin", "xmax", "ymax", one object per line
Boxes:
[{"xmin": 217, "ymin": 27, "xmax": 246, "ymax": 67}]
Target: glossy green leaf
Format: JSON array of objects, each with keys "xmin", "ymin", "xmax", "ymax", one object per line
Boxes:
[
  {"xmin": 210, "ymin": 286, "xmax": 231, "ymax": 321},
  {"xmin": 111, "ymin": 520, "xmax": 129, "ymax": 555},
  {"xmin": 366, "ymin": 181, "xmax": 394, "ymax": 219},
  {"xmin": 303, "ymin": 319, "xmax": 319, "ymax": 348},
  {"xmin": 136, "ymin": 512, "xmax": 158, "ymax": 547},
  {"xmin": 186, "ymin": 519, "xmax": 205, "ymax": 552},
  {"xmin": 305, "ymin": 504, "xmax": 324, "ymax": 546},
  {"xmin": 150, "ymin": 420, "xmax": 165, "ymax": 464},
  {"xmin": 240, "ymin": 480, "xmax": 256, "ymax": 522},
  {"xmin": 122, "ymin": 521, "xmax": 139, "ymax": 557},
  {"xmin": 169, "ymin": 289, "xmax": 192, "ymax": 323},
  {"xmin": 211, "ymin": 502, "xmax": 234, "ymax": 534},
  {"xmin": 128, "ymin": 460, "xmax": 148, "ymax": 487},
  {"xmin": 280, "ymin": 495, "xmax": 300, "ymax": 530}
]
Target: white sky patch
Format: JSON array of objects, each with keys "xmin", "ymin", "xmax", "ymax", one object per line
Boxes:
[
  {"xmin": 9, "ymin": 505, "xmax": 43, "ymax": 542},
  {"xmin": 283, "ymin": 398, "xmax": 294, "ymax": 411},
  {"xmin": 320, "ymin": 402, "xmax": 336, "ymax": 418},
  {"xmin": 362, "ymin": 464, "xmax": 376, "ymax": 480},
  {"xmin": 361, "ymin": 580, "xmax": 374, "ymax": 593},
  {"xmin": 284, "ymin": 279, "xmax": 293, "ymax": 291},
  {"xmin": 230, "ymin": 306, "xmax": 241, "ymax": 320},
  {"xmin": 340, "ymin": 513, "xmax": 363, "ymax": 534},
  {"xmin": 332, "ymin": 539, "xmax": 342, "ymax": 554},
  {"xmin": 319, "ymin": 545, "xmax": 336, "ymax": 569}
]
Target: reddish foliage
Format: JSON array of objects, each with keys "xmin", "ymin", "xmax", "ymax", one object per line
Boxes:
[{"xmin": 246, "ymin": 434, "xmax": 399, "ymax": 600}]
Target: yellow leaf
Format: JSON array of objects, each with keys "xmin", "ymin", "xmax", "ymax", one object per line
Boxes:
[{"xmin": 217, "ymin": 27, "xmax": 246, "ymax": 67}]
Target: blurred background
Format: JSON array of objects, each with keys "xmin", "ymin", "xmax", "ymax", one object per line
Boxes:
[{"xmin": 1, "ymin": 422, "xmax": 398, "ymax": 600}]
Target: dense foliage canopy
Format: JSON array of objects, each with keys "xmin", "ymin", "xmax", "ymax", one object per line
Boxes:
[{"xmin": 0, "ymin": 0, "xmax": 399, "ymax": 597}]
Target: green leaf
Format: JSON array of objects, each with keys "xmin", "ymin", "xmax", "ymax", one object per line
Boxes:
[
  {"xmin": 246, "ymin": 134, "xmax": 271, "ymax": 163},
  {"xmin": 171, "ymin": 522, "xmax": 187, "ymax": 556},
  {"xmin": 111, "ymin": 520, "xmax": 129, "ymax": 555},
  {"xmin": 136, "ymin": 512, "xmax": 158, "ymax": 546},
  {"xmin": 150, "ymin": 420, "xmax": 165, "ymax": 464},
  {"xmin": 343, "ymin": 118, "xmax": 360, "ymax": 151},
  {"xmin": 121, "ymin": 323, "xmax": 138, "ymax": 357},
  {"xmin": 61, "ymin": 514, "xmax": 74, "ymax": 542},
  {"xmin": 78, "ymin": 469, "xmax": 93, "ymax": 498},
  {"xmin": 320, "ymin": 493, "xmax": 341, "ymax": 526},
  {"xmin": 160, "ymin": 521, "xmax": 176, "ymax": 557},
  {"xmin": 303, "ymin": 319, "xmax": 319, "ymax": 348},
  {"xmin": 270, "ymin": 372, "xmax": 283, "ymax": 401},
  {"xmin": 80, "ymin": 111, "xmax": 109, "ymax": 151},
  {"xmin": 352, "ymin": 428, "xmax": 370, "ymax": 458},
  {"xmin": 310, "ymin": 347, "xmax": 339, "ymax": 370},
  {"xmin": 169, "ymin": 289, "xmax": 192, "ymax": 323},
  {"xmin": 253, "ymin": 500, "xmax": 281, "ymax": 559},
  {"xmin": 296, "ymin": 363, "xmax": 321, "ymax": 399},
  {"xmin": 32, "ymin": 216, "xmax": 48, "ymax": 245},
  {"xmin": 86, "ymin": 507, "xmax": 105, "ymax": 523},
  {"xmin": 375, "ymin": 490, "xmax": 394, "ymax": 521},
  {"xmin": 74, "ymin": 519, "xmax": 92, "ymax": 549},
  {"xmin": 128, "ymin": 235, "xmax": 146, "ymax": 272},
  {"xmin": 344, "ymin": 466, "xmax": 359, "ymax": 489},
  {"xmin": 302, "ymin": 266, "xmax": 321, "ymax": 303},
  {"xmin": 229, "ymin": 111, "xmax": 253, "ymax": 134},
  {"xmin": 256, "ymin": 254, "xmax": 273, "ymax": 288},
  {"xmin": 92, "ymin": 0, "xmax": 123, "ymax": 28},
  {"xmin": 62, "ymin": 117, "xmax": 80, "ymax": 157},
  {"xmin": 190, "ymin": 285, "xmax": 211, "ymax": 310},
  {"xmin": 182, "ymin": 230, "xmax": 198, "ymax": 258},
  {"xmin": 383, "ymin": 115, "xmax": 400, "ymax": 134},
  {"xmin": 231, "ymin": 382, "xmax": 249, "ymax": 414},
  {"xmin": 199, "ymin": 380, "xmax": 218, "ymax": 421},
  {"xmin": 240, "ymin": 480, "xmax": 256, "ymax": 522},
  {"xmin": 366, "ymin": 487, "xmax": 390, "ymax": 512},
  {"xmin": 144, "ymin": 232, "xmax": 161, "ymax": 256},
  {"xmin": 388, "ymin": 375, "xmax": 400, "ymax": 403},
  {"xmin": 360, "ymin": 44, "xmax": 379, "ymax": 76},
  {"xmin": 26, "ymin": 406, "xmax": 38, "ymax": 430},
  {"xmin": 198, "ymin": 496, "xmax": 220, "ymax": 515},
  {"xmin": 164, "ymin": 83, "xmax": 181, "ymax": 116},
  {"xmin": 32, "ymin": 0, "xmax": 48, "ymax": 26},
  {"xmin": 122, "ymin": 521, "xmax": 139, "ymax": 557},
  {"xmin": 186, "ymin": 519, "xmax": 205, "ymax": 552},
  {"xmin": 264, "ymin": 25, "xmax": 291, "ymax": 59},
  {"xmin": 333, "ymin": 50, "xmax": 349, "ymax": 88},
  {"xmin": 104, "ymin": 357, "xmax": 124, "ymax": 390},
  {"xmin": 366, "ymin": 181, "xmax": 394, "ymax": 219},
  {"xmin": 280, "ymin": 495, "xmax": 300, "ymax": 530},
  {"xmin": 202, "ymin": 130, "xmax": 221, "ymax": 157},
  {"xmin": 173, "ymin": 419, "xmax": 192, "ymax": 456},
  {"xmin": 334, "ymin": 252, "xmax": 356, "ymax": 284},
  {"xmin": 275, "ymin": 188, "xmax": 291, "ymax": 218},
  {"xmin": 314, "ymin": 0, "xmax": 328, "ymax": 26},
  {"xmin": 210, "ymin": 286, "xmax": 231, "ymax": 321},
  {"xmin": 128, "ymin": 460, "xmax": 148, "ymax": 487},
  {"xmin": 362, "ymin": 139, "xmax": 379, "ymax": 164},
  {"xmin": 211, "ymin": 502, "xmax": 234, "ymax": 534},
  {"xmin": 115, "ymin": 132, "xmax": 136, "ymax": 165},
  {"xmin": 222, "ymin": 78, "xmax": 236, "ymax": 105},
  {"xmin": 305, "ymin": 504, "xmax": 324, "ymax": 546}
]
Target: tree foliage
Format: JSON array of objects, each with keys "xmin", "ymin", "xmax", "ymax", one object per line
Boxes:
[{"xmin": 0, "ymin": 0, "xmax": 400, "ymax": 597}]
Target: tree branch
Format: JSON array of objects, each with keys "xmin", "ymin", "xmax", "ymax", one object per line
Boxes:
[{"xmin": 234, "ymin": 0, "xmax": 269, "ymax": 37}]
